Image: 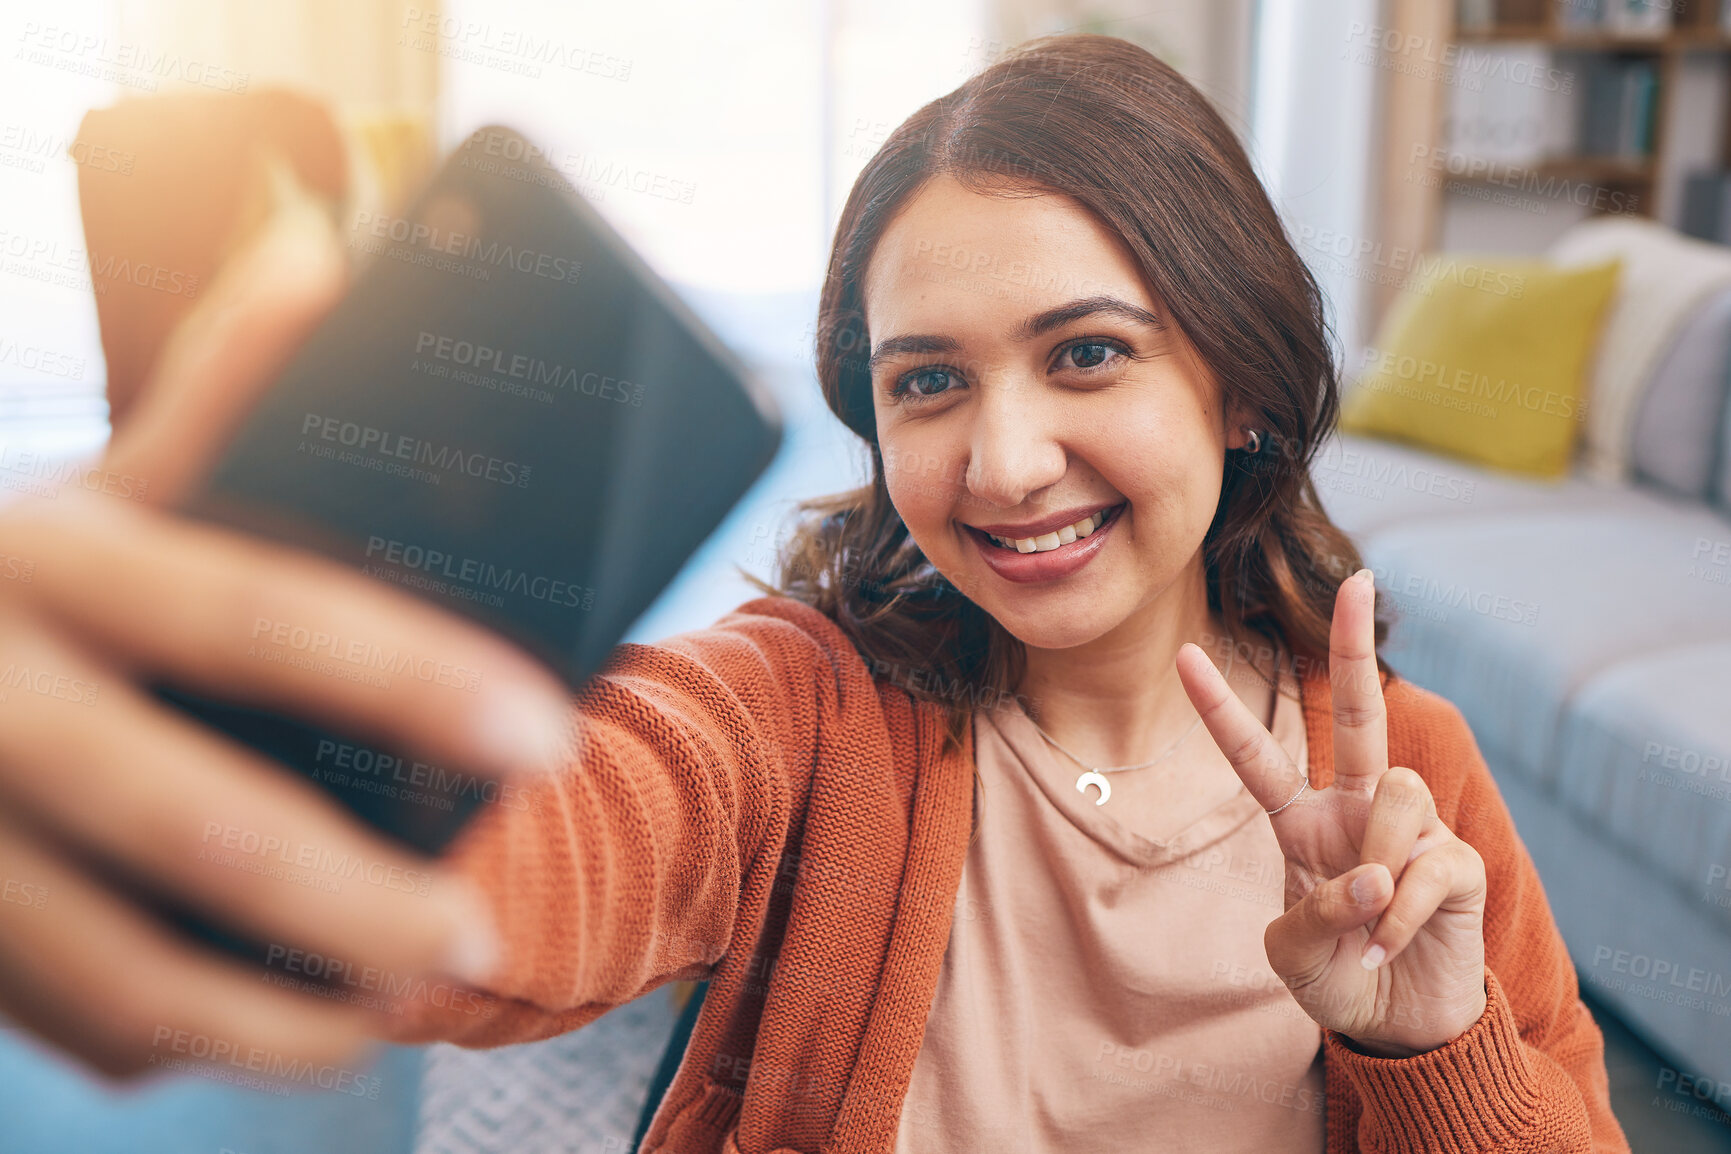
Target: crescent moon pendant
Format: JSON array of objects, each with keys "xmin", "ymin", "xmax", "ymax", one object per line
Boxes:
[{"xmin": 1076, "ymin": 771, "xmax": 1110, "ymax": 806}]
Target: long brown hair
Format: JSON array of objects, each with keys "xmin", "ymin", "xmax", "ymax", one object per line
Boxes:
[{"xmin": 745, "ymin": 33, "xmax": 1385, "ymax": 751}]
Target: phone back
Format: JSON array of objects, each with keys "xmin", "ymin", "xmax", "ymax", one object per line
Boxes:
[{"xmin": 165, "ymin": 126, "xmax": 782, "ymax": 855}]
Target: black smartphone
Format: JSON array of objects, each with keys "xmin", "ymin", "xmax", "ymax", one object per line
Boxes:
[{"xmin": 146, "ymin": 126, "xmax": 781, "ymax": 954}]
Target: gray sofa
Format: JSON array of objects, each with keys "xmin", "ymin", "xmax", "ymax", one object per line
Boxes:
[{"xmin": 1315, "ymin": 282, "xmax": 1731, "ymax": 1090}]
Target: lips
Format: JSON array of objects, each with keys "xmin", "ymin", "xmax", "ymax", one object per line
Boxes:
[{"xmin": 964, "ymin": 502, "xmax": 1126, "ymax": 584}]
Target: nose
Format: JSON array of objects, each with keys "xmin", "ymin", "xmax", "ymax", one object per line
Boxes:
[{"xmin": 963, "ymin": 376, "xmax": 1067, "ymax": 509}]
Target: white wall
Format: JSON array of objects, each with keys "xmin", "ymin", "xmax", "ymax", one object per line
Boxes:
[{"xmin": 1249, "ymin": 0, "xmax": 1382, "ymax": 360}]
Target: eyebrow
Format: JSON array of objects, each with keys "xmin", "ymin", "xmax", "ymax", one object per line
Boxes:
[{"xmin": 865, "ymin": 295, "xmax": 1165, "ymax": 373}]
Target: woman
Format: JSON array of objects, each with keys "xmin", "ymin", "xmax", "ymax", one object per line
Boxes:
[{"xmin": 0, "ymin": 33, "xmax": 1624, "ymax": 1154}]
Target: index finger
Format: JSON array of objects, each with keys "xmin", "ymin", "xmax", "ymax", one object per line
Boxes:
[
  {"xmin": 11, "ymin": 499, "xmax": 573, "ymax": 782},
  {"xmin": 1330, "ymin": 568, "xmax": 1388, "ymax": 788},
  {"xmin": 1176, "ymin": 643, "xmax": 1305, "ymax": 814}
]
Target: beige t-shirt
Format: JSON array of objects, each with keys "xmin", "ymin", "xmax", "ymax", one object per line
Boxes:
[{"xmin": 893, "ymin": 653, "xmax": 1324, "ymax": 1153}]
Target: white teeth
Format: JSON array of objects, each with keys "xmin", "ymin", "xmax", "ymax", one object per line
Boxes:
[{"xmin": 988, "ymin": 509, "xmax": 1108, "ymax": 553}]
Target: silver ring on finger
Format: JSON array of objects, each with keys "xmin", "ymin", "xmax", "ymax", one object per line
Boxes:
[{"xmin": 1265, "ymin": 777, "xmax": 1309, "ymax": 816}]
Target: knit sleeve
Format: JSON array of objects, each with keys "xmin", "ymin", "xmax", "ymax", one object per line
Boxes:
[
  {"xmin": 381, "ymin": 596, "xmax": 840, "ymax": 1048},
  {"xmin": 1325, "ymin": 688, "xmax": 1630, "ymax": 1154}
]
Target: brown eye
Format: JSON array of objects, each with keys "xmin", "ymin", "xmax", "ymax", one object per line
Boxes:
[
  {"xmin": 901, "ymin": 368, "xmax": 958, "ymax": 397},
  {"xmin": 1064, "ymin": 342, "xmax": 1116, "ymax": 369}
]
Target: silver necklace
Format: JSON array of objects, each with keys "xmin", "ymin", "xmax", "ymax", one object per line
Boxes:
[
  {"xmin": 1027, "ymin": 712, "xmax": 1204, "ymax": 807},
  {"xmin": 1024, "ymin": 651, "xmax": 1281, "ymax": 807}
]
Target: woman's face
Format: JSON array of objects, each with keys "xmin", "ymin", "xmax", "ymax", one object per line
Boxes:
[{"xmin": 862, "ymin": 174, "xmax": 1248, "ymax": 652}]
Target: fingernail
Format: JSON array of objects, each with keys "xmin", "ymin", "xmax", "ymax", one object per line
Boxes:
[
  {"xmin": 1351, "ymin": 868, "xmax": 1384, "ymax": 905},
  {"xmin": 1360, "ymin": 943, "xmax": 1386, "ymax": 970},
  {"xmin": 440, "ymin": 879, "xmax": 501, "ymax": 986},
  {"xmin": 474, "ymin": 685, "xmax": 575, "ymax": 776},
  {"xmin": 1354, "ymin": 568, "xmax": 1373, "ymax": 589}
]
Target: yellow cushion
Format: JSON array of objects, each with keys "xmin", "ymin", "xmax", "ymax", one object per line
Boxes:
[{"xmin": 1340, "ymin": 257, "xmax": 1621, "ymax": 478}]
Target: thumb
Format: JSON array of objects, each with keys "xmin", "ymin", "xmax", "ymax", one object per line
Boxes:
[
  {"xmin": 1265, "ymin": 862, "xmax": 1391, "ymax": 986},
  {"xmin": 104, "ymin": 168, "xmax": 346, "ymax": 506}
]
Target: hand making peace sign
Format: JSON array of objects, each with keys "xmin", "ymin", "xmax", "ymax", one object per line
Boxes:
[{"xmin": 1175, "ymin": 569, "xmax": 1489, "ymax": 1058}]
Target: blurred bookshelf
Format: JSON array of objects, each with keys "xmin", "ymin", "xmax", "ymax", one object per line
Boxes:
[{"xmin": 1372, "ymin": 0, "xmax": 1731, "ymax": 316}]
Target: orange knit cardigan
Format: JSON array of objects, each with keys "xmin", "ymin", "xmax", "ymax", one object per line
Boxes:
[{"xmin": 393, "ymin": 596, "xmax": 1630, "ymax": 1154}]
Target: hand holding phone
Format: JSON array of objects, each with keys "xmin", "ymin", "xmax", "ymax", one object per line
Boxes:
[
  {"xmin": 0, "ymin": 125, "xmax": 779, "ymax": 1076},
  {"xmin": 0, "ymin": 201, "xmax": 564, "ymax": 1078}
]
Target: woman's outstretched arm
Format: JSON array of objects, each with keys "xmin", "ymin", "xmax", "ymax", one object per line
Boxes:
[
  {"xmin": 0, "ymin": 197, "xmax": 836, "ymax": 1079},
  {"xmin": 383, "ymin": 599, "xmax": 840, "ymax": 1047}
]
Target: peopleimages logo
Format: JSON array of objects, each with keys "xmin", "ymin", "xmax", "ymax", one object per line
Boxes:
[
  {"xmin": 1295, "ymin": 228, "xmax": 1526, "ymax": 298},
  {"xmin": 1372, "ymin": 563, "xmax": 1540, "ymax": 627},
  {"xmin": 1356, "ymin": 347, "xmax": 1587, "ymax": 424},
  {"xmin": 350, "ymin": 210, "xmax": 582, "ymax": 286},
  {"xmin": 299, "ymin": 412, "xmax": 532, "ymax": 489},
  {"xmin": 149, "ymin": 1027, "xmax": 380, "ymax": 1098},
  {"xmin": 364, "ymin": 535, "xmax": 595, "ymax": 611},
  {"xmin": 1587, "ymin": 945, "xmax": 1731, "ymax": 1015},
  {"xmin": 0, "ymin": 336, "xmax": 85, "ymax": 379},
  {"xmin": 247, "ymin": 616, "xmax": 483, "ymax": 692},
  {"xmin": 1344, "ymin": 21, "xmax": 1574, "ymax": 93},
  {"xmin": 15, "ymin": 22, "xmax": 250, "ymax": 92},
  {"xmin": 400, "ymin": 12, "xmax": 632, "ymax": 81},
  {"xmin": 1408, "ymin": 144, "xmax": 1639, "ymax": 215},
  {"xmin": 0, "ymin": 663, "xmax": 98, "ymax": 705},
  {"xmin": 415, "ymin": 331, "xmax": 642, "ymax": 405},
  {"xmin": 0, "ymin": 122, "xmax": 133, "ymax": 175},
  {"xmin": 264, "ymin": 943, "xmax": 496, "ymax": 1018},
  {"xmin": 313, "ymin": 737, "xmax": 537, "ymax": 814}
]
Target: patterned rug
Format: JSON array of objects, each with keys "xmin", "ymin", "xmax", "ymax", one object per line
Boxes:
[{"xmin": 414, "ymin": 992, "xmax": 680, "ymax": 1154}]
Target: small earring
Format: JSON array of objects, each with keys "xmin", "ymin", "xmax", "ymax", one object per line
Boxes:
[{"xmin": 1244, "ymin": 429, "xmax": 1263, "ymax": 455}]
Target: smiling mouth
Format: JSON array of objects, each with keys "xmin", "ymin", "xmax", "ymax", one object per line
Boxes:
[{"xmin": 975, "ymin": 502, "xmax": 1126, "ymax": 553}]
